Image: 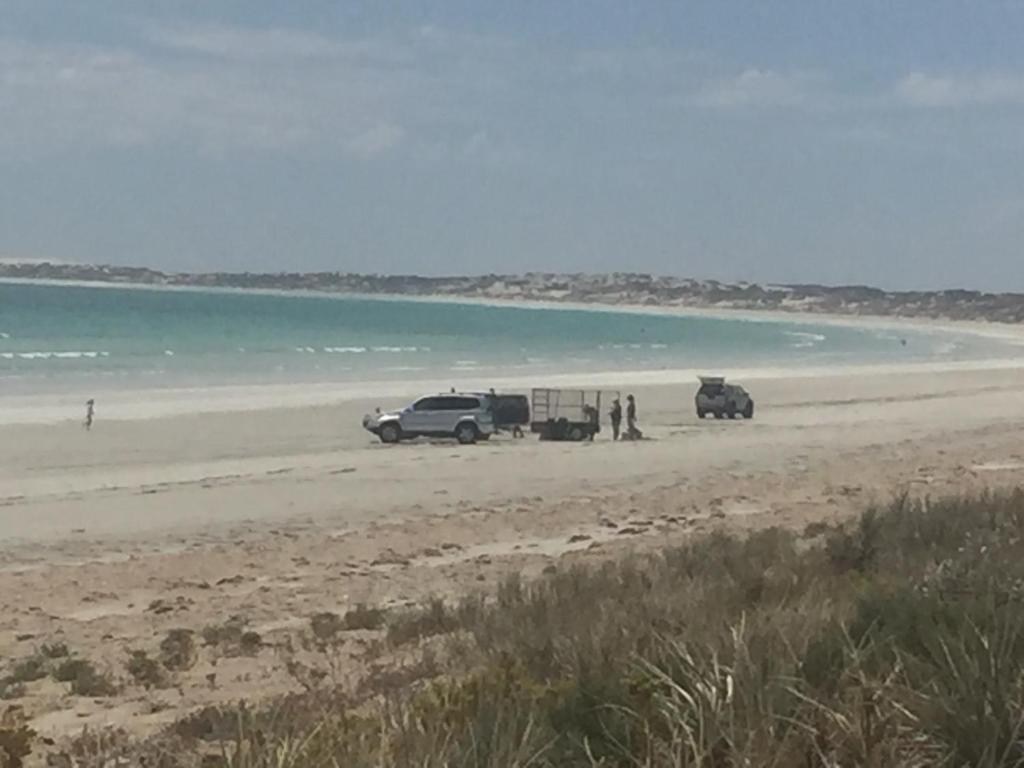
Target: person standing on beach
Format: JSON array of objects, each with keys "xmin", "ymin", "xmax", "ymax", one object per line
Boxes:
[
  {"xmin": 84, "ymin": 399, "xmax": 95, "ymax": 431},
  {"xmin": 626, "ymin": 394, "xmax": 641, "ymax": 439},
  {"xmin": 609, "ymin": 398, "xmax": 622, "ymax": 441}
]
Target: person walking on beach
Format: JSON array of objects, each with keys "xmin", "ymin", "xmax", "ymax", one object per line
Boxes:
[
  {"xmin": 609, "ymin": 398, "xmax": 622, "ymax": 441},
  {"xmin": 84, "ymin": 399, "xmax": 95, "ymax": 431},
  {"xmin": 625, "ymin": 394, "xmax": 642, "ymax": 440}
]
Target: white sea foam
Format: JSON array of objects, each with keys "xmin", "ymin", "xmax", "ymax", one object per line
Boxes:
[
  {"xmin": 785, "ymin": 331, "xmax": 827, "ymax": 342},
  {"xmin": 371, "ymin": 346, "xmax": 421, "ymax": 353},
  {"xmin": 323, "ymin": 346, "xmax": 367, "ymax": 353},
  {"xmin": 785, "ymin": 331, "xmax": 827, "ymax": 349},
  {"xmin": 10, "ymin": 350, "xmax": 109, "ymax": 360}
]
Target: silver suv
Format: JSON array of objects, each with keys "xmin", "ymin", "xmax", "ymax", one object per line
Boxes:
[
  {"xmin": 695, "ymin": 377, "xmax": 754, "ymax": 419},
  {"xmin": 363, "ymin": 393, "xmax": 495, "ymax": 444}
]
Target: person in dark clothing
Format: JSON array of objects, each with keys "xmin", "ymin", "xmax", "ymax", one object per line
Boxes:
[
  {"xmin": 625, "ymin": 394, "xmax": 641, "ymax": 439},
  {"xmin": 609, "ymin": 398, "xmax": 622, "ymax": 441},
  {"xmin": 582, "ymin": 404, "xmax": 598, "ymax": 440}
]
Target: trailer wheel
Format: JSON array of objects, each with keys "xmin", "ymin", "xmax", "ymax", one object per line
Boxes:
[{"xmin": 567, "ymin": 425, "xmax": 585, "ymax": 442}]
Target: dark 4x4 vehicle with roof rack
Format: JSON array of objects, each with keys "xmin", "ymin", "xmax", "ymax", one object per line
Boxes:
[{"xmin": 695, "ymin": 376, "xmax": 754, "ymax": 419}]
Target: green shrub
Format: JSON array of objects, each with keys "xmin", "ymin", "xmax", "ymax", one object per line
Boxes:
[
  {"xmin": 61, "ymin": 490, "xmax": 1024, "ymax": 767},
  {"xmin": 6, "ymin": 657, "xmax": 46, "ymax": 685},
  {"xmin": 343, "ymin": 605, "xmax": 387, "ymax": 632},
  {"xmin": 126, "ymin": 651, "xmax": 168, "ymax": 690},
  {"xmin": 160, "ymin": 630, "xmax": 198, "ymax": 671},
  {"xmin": 69, "ymin": 663, "xmax": 117, "ymax": 698},
  {"xmin": 202, "ymin": 616, "xmax": 246, "ymax": 648},
  {"xmin": 39, "ymin": 642, "xmax": 69, "ymax": 660},
  {"xmin": 0, "ymin": 707, "xmax": 35, "ymax": 768}
]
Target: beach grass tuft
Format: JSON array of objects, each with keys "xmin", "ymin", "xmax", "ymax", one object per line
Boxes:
[{"xmin": 59, "ymin": 490, "xmax": 1024, "ymax": 766}]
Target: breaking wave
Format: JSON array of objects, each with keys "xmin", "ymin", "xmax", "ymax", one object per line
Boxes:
[
  {"xmin": 785, "ymin": 331, "xmax": 827, "ymax": 349},
  {"xmin": 0, "ymin": 350, "xmax": 111, "ymax": 360}
]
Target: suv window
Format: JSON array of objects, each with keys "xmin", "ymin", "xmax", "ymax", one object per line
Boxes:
[
  {"xmin": 699, "ymin": 384, "xmax": 724, "ymax": 397},
  {"xmin": 445, "ymin": 397, "xmax": 480, "ymax": 410},
  {"xmin": 415, "ymin": 396, "xmax": 480, "ymax": 411},
  {"xmin": 413, "ymin": 397, "xmax": 443, "ymax": 411}
]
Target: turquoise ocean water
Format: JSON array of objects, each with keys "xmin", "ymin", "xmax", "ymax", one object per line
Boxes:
[{"xmin": 0, "ymin": 281, "xmax": 1013, "ymax": 396}]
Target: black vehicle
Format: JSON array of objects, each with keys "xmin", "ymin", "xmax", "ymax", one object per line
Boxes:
[
  {"xmin": 695, "ymin": 376, "xmax": 755, "ymax": 419},
  {"xmin": 491, "ymin": 393, "xmax": 530, "ymax": 431}
]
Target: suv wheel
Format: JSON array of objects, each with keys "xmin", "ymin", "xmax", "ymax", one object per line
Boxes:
[
  {"xmin": 455, "ymin": 422, "xmax": 478, "ymax": 445},
  {"xmin": 379, "ymin": 422, "xmax": 401, "ymax": 444},
  {"xmin": 743, "ymin": 401, "xmax": 754, "ymax": 419},
  {"xmin": 567, "ymin": 425, "xmax": 585, "ymax": 442},
  {"xmin": 696, "ymin": 409, "xmax": 706, "ymax": 419},
  {"xmin": 725, "ymin": 403, "xmax": 737, "ymax": 419}
]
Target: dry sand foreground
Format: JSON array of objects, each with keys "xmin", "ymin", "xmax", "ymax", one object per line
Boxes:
[{"xmin": 3, "ymin": 365, "xmax": 1024, "ymax": 742}]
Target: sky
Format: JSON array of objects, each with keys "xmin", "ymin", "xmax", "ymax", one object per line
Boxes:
[{"xmin": 1, "ymin": 2, "xmax": 1023, "ymax": 290}]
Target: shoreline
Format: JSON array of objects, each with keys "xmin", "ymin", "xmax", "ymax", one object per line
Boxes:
[
  {"xmin": 3, "ymin": 355, "xmax": 1024, "ymax": 426},
  {"xmin": 3, "ymin": 277, "xmax": 1024, "ymax": 425},
  {"xmin": 6, "ymin": 275, "xmax": 1024, "ymax": 342}
]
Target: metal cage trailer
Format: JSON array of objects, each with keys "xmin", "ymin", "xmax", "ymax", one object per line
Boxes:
[{"xmin": 530, "ymin": 388, "xmax": 615, "ymax": 441}]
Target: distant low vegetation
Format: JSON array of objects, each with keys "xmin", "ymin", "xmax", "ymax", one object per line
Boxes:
[
  {"xmin": 6, "ymin": 262, "xmax": 1024, "ymax": 323},
  {"xmin": 14, "ymin": 490, "xmax": 1024, "ymax": 766}
]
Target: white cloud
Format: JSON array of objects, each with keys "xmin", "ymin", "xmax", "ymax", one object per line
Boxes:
[
  {"xmin": 694, "ymin": 68, "xmax": 825, "ymax": 108},
  {"xmin": 895, "ymin": 72, "xmax": 1024, "ymax": 107},
  {"xmin": 0, "ymin": 30, "xmax": 429, "ymax": 157},
  {"xmin": 147, "ymin": 24, "xmax": 410, "ymax": 66},
  {"xmin": 0, "ymin": 23, "xmax": 555, "ymax": 161},
  {"xmin": 346, "ymin": 123, "xmax": 405, "ymax": 158},
  {"xmin": 570, "ymin": 47, "xmax": 695, "ymax": 79},
  {"xmin": 150, "ymin": 25, "xmax": 345, "ymax": 60}
]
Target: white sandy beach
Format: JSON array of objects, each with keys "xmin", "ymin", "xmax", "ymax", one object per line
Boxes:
[{"xmin": 2, "ymin": 310, "xmax": 1024, "ymax": 742}]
